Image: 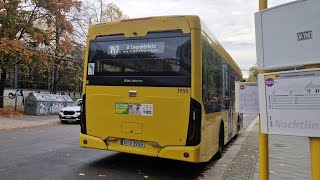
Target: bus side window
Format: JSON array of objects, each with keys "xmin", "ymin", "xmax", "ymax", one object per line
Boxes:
[
  {"xmin": 206, "ymin": 96, "xmax": 221, "ymax": 113},
  {"xmin": 202, "ymin": 36, "xmax": 224, "ymax": 114}
]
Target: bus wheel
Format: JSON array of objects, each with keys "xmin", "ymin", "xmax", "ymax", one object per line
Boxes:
[
  {"xmin": 217, "ymin": 123, "xmax": 224, "ymax": 159},
  {"xmin": 237, "ymin": 115, "xmax": 241, "ymax": 133}
]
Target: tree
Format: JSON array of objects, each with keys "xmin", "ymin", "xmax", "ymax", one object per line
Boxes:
[
  {"xmin": 101, "ymin": 3, "xmax": 129, "ymax": 22},
  {"xmin": 247, "ymin": 66, "xmax": 258, "ymax": 82},
  {"xmin": 73, "ymin": 1, "xmax": 128, "ymax": 44},
  {"xmin": 22, "ymin": 51, "xmax": 50, "ymax": 89},
  {"xmin": 0, "ymin": 0, "xmax": 128, "ymax": 108},
  {"xmin": 0, "ymin": 38, "xmax": 34, "ymax": 107},
  {"xmin": 0, "ymin": 0, "xmax": 47, "ymax": 108},
  {"xmin": 35, "ymin": 0, "xmax": 81, "ymax": 93},
  {"xmin": 0, "ymin": 0, "xmax": 81, "ymax": 107}
]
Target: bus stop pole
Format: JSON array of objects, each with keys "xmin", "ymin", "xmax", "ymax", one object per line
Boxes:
[
  {"xmin": 304, "ymin": 65, "xmax": 320, "ymax": 180},
  {"xmin": 259, "ymin": 71, "xmax": 269, "ymax": 180},
  {"xmin": 259, "ymin": 2, "xmax": 268, "ymax": 180},
  {"xmin": 310, "ymin": 137, "xmax": 320, "ymax": 179},
  {"xmin": 259, "ymin": 0, "xmax": 267, "ymax": 10}
]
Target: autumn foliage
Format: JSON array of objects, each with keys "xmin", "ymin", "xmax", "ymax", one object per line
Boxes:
[
  {"xmin": 0, "ymin": 106, "xmax": 24, "ymax": 118},
  {"xmin": 0, "ymin": 0, "xmax": 128, "ymax": 108},
  {"xmin": 0, "ymin": 38, "xmax": 32, "ymax": 65}
]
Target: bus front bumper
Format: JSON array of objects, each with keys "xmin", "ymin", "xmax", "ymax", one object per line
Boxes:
[{"xmin": 80, "ymin": 133, "xmax": 201, "ymax": 163}]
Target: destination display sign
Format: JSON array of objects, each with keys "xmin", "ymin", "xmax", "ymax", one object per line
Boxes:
[
  {"xmin": 259, "ymin": 69, "xmax": 320, "ymax": 137},
  {"xmin": 108, "ymin": 42, "xmax": 165, "ymax": 55}
]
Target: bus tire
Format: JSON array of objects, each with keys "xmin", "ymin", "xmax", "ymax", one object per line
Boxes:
[
  {"xmin": 237, "ymin": 115, "xmax": 241, "ymax": 133},
  {"xmin": 217, "ymin": 123, "xmax": 224, "ymax": 159}
]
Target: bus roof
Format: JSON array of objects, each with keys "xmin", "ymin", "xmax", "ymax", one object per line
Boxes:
[{"xmin": 87, "ymin": 15, "xmax": 242, "ymax": 78}]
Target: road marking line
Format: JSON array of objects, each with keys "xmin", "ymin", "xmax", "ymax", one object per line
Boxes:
[{"xmin": 246, "ymin": 116, "xmax": 259, "ymax": 132}]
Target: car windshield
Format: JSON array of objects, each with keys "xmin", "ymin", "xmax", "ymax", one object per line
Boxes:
[{"xmin": 71, "ymin": 100, "xmax": 82, "ymax": 106}]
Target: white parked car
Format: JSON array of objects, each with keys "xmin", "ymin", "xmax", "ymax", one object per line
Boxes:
[{"xmin": 59, "ymin": 99, "xmax": 82, "ymax": 124}]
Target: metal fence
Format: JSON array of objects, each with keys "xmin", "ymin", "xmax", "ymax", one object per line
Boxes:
[
  {"xmin": 4, "ymin": 58, "xmax": 83, "ymax": 93},
  {"xmin": 5, "ymin": 71, "xmax": 50, "ymax": 90},
  {"xmin": 5, "ymin": 71, "xmax": 83, "ymax": 93}
]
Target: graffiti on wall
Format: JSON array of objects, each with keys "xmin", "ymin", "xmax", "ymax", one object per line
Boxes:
[
  {"xmin": 39, "ymin": 101, "xmax": 50, "ymax": 114},
  {"xmin": 50, "ymin": 102, "xmax": 64, "ymax": 114}
]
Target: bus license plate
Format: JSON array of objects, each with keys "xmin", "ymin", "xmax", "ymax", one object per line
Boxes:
[{"xmin": 120, "ymin": 139, "xmax": 145, "ymax": 148}]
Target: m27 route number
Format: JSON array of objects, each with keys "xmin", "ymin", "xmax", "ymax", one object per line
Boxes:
[{"xmin": 178, "ymin": 88, "xmax": 188, "ymax": 93}]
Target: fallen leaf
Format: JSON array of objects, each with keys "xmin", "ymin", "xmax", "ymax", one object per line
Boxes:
[
  {"xmin": 79, "ymin": 173, "xmax": 85, "ymax": 176},
  {"xmin": 99, "ymin": 175, "xmax": 106, "ymax": 177},
  {"xmin": 144, "ymin": 175, "xmax": 149, "ymax": 178}
]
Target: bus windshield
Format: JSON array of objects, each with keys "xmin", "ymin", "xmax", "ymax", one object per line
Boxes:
[{"xmin": 86, "ymin": 31, "xmax": 191, "ymax": 87}]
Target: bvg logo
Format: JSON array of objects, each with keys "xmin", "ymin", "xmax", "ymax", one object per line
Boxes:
[{"xmin": 297, "ymin": 30, "xmax": 312, "ymax": 41}]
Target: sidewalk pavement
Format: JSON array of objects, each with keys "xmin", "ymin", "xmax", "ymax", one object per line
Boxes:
[
  {"xmin": 0, "ymin": 115, "xmax": 60, "ymax": 131},
  {"xmin": 205, "ymin": 117, "xmax": 260, "ymax": 180},
  {"xmin": 204, "ymin": 116, "xmax": 312, "ymax": 180},
  {"xmin": 253, "ymin": 135, "xmax": 311, "ymax": 180}
]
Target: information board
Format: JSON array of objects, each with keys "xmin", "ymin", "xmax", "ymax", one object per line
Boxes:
[
  {"xmin": 259, "ymin": 69, "xmax": 320, "ymax": 137},
  {"xmin": 235, "ymin": 82, "xmax": 259, "ymax": 113},
  {"xmin": 255, "ymin": 0, "xmax": 320, "ymax": 70}
]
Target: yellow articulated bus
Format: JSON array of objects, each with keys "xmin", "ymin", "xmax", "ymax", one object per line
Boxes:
[{"xmin": 80, "ymin": 15, "xmax": 243, "ymax": 163}]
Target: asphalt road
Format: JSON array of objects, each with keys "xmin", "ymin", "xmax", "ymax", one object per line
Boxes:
[{"xmin": 0, "ymin": 114, "xmax": 257, "ymax": 180}]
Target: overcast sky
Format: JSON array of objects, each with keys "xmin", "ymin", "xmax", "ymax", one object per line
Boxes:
[{"xmin": 114, "ymin": 0, "xmax": 294, "ymax": 77}]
